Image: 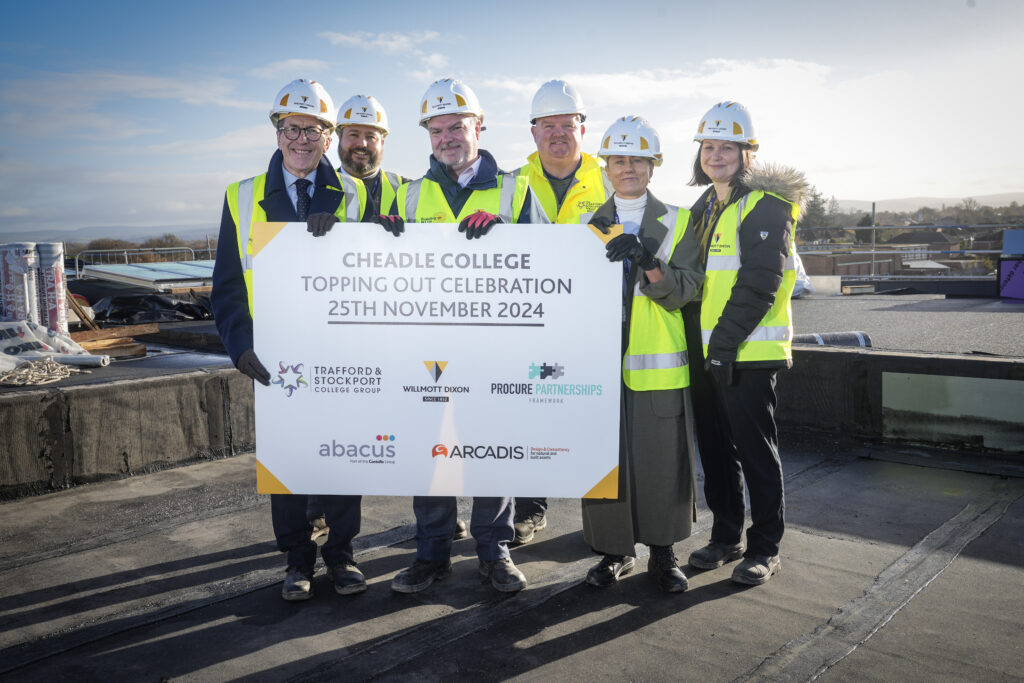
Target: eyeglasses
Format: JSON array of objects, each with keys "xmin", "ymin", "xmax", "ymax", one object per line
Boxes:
[{"xmin": 278, "ymin": 125, "xmax": 326, "ymax": 141}]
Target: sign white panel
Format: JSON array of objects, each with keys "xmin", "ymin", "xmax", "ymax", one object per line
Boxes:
[{"xmin": 253, "ymin": 222, "xmax": 621, "ymax": 498}]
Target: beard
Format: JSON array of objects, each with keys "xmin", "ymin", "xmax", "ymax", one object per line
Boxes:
[{"xmin": 340, "ymin": 145, "xmax": 380, "ymax": 177}]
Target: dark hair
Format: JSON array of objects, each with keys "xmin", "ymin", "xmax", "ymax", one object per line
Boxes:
[{"xmin": 688, "ymin": 142, "xmax": 755, "ymax": 187}]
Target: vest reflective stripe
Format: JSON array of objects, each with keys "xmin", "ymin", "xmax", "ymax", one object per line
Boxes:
[
  {"xmin": 515, "ymin": 152, "xmax": 609, "ymax": 224},
  {"xmin": 624, "ymin": 349, "xmax": 689, "ymax": 371},
  {"xmin": 338, "ymin": 174, "xmax": 364, "ymax": 222},
  {"xmin": 701, "ymin": 191, "xmax": 799, "ymax": 362},
  {"xmin": 380, "ymin": 171, "xmax": 403, "ymax": 217},
  {"xmin": 236, "ymin": 177, "xmax": 256, "ymax": 273},
  {"xmin": 397, "ymin": 173, "xmax": 529, "ymax": 223},
  {"xmin": 701, "ymin": 325, "xmax": 792, "ymax": 345},
  {"xmin": 622, "ymin": 206, "xmax": 691, "ymax": 391}
]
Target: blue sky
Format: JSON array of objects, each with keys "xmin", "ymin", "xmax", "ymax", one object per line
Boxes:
[{"xmin": 1, "ymin": 0, "xmax": 1021, "ymax": 237}]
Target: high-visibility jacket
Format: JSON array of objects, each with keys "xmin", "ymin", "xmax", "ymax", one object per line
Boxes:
[
  {"xmin": 396, "ymin": 173, "xmax": 530, "ymax": 223},
  {"xmin": 225, "ymin": 171, "xmax": 365, "ymax": 314},
  {"xmin": 514, "ymin": 152, "xmax": 611, "ymax": 224},
  {"xmin": 700, "ymin": 191, "xmax": 799, "ymax": 363},
  {"xmin": 379, "ymin": 170, "xmax": 404, "ymax": 218},
  {"xmin": 622, "ymin": 205, "xmax": 693, "ymax": 391}
]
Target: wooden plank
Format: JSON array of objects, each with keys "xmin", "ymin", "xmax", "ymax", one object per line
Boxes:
[{"xmin": 70, "ymin": 323, "xmax": 160, "ymax": 343}]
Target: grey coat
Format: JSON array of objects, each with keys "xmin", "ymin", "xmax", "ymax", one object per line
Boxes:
[{"xmin": 581, "ymin": 192, "xmax": 702, "ymax": 556}]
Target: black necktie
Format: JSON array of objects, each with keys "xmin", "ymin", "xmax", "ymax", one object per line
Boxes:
[{"xmin": 295, "ymin": 178, "xmax": 312, "ymax": 220}]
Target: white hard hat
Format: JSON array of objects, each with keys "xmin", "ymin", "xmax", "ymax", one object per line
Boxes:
[
  {"xmin": 598, "ymin": 115, "xmax": 663, "ymax": 166},
  {"xmin": 694, "ymin": 101, "xmax": 758, "ymax": 150},
  {"xmin": 270, "ymin": 79, "xmax": 335, "ymax": 129},
  {"xmin": 337, "ymin": 94, "xmax": 389, "ymax": 135},
  {"xmin": 418, "ymin": 78, "xmax": 484, "ymax": 127},
  {"xmin": 530, "ymin": 79, "xmax": 586, "ymax": 124}
]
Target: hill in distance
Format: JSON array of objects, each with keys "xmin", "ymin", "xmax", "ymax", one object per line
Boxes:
[{"xmin": 836, "ymin": 192, "xmax": 1024, "ymax": 214}]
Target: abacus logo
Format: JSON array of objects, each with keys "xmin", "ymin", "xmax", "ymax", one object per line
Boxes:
[{"xmin": 319, "ymin": 434, "xmax": 396, "ymax": 459}]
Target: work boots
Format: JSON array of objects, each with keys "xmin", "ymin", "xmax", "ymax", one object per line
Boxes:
[{"xmin": 647, "ymin": 545, "xmax": 688, "ymax": 593}]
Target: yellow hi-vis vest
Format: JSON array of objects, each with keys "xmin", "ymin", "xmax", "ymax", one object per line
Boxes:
[
  {"xmin": 622, "ymin": 206, "xmax": 693, "ymax": 391},
  {"xmin": 700, "ymin": 191, "xmax": 799, "ymax": 362},
  {"xmin": 225, "ymin": 171, "xmax": 365, "ymax": 315},
  {"xmin": 515, "ymin": 152, "xmax": 611, "ymax": 224},
  {"xmin": 396, "ymin": 173, "xmax": 530, "ymax": 223},
  {"xmin": 379, "ymin": 170, "xmax": 404, "ymax": 218}
]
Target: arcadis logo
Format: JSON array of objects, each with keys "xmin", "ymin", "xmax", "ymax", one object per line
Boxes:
[
  {"xmin": 273, "ymin": 362, "xmax": 308, "ymax": 397},
  {"xmin": 431, "ymin": 443, "xmax": 525, "ymax": 460}
]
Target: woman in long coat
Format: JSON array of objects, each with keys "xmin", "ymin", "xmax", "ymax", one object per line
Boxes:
[{"xmin": 581, "ymin": 116, "xmax": 703, "ymax": 593}]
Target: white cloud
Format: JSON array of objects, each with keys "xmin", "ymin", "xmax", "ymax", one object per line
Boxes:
[
  {"xmin": 318, "ymin": 30, "xmax": 448, "ymax": 77},
  {"xmin": 319, "ymin": 30, "xmax": 439, "ymax": 55},
  {"xmin": 248, "ymin": 59, "xmax": 331, "ymax": 80}
]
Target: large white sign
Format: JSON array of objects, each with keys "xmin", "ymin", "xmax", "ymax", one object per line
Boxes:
[{"xmin": 253, "ymin": 222, "xmax": 622, "ymax": 498}]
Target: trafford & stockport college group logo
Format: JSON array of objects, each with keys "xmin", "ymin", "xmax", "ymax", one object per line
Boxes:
[{"xmin": 272, "ymin": 361, "xmax": 307, "ymax": 397}]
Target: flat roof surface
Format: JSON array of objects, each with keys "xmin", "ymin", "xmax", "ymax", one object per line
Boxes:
[
  {"xmin": 1, "ymin": 433, "xmax": 1021, "ymax": 681},
  {"xmin": 792, "ymin": 294, "xmax": 1024, "ymax": 357}
]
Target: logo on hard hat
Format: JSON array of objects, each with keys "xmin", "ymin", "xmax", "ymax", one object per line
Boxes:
[{"xmin": 301, "ymin": 96, "xmax": 309, "ymax": 103}]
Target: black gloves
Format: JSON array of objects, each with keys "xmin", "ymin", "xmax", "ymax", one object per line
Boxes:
[
  {"xmin": 605, "ymin": 233, "xmax": 658, "ymax": 270},
  {"xmin": 705, "ymin": 357, "xmax": 735, "ymax": 387},
  {"xmin": 307, "ymin": 212, "xmax": 338, "ymax": 238},
  {"xmin": 374, "ymin": 214, "xmax": 405, "ymax": 237},
  {"xmin": 236, "ymin": 348, "xmax": 271, "ymax": 386},
  {"xmin": 458, "ymin": 210, "xmax": 501, "ymax": 239},
  {"xmin": 589, "ymin": 215, "xmax": 615, "ymax": 235}
]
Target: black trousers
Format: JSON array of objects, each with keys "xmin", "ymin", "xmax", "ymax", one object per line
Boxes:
[
  {"xmin": 683, "ymin": 304, "xmax": 785, "ymax": 558},
  {"xmin": 270, "ymin": 494, "xmax": 361, "ymax": 570}
]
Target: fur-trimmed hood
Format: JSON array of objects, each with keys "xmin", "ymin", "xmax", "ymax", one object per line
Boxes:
[{"xmin": 738, "ymin": 163, "xmax": 810, "ymax": 213}]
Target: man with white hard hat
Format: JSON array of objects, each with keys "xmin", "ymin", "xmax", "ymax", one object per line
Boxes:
[
  {"xmin": 509, "ymin": 79, "xmax": 613, "ymax": 545},
  {"xmin": 334, "ymin": 94, "xmax": 409, "ymax": 218},
  {"xmin": 388, "ymin": 78, "xmax": 532, "ymax": 595},
  {"xmin": 211, "ymin": 78, "xmax": 368, "ymax": 602},
  {"xmin": 384, "ymin": 77, "xmax": 534, "ymax": 236}
]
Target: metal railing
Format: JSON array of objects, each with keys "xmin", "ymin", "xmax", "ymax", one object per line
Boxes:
[{"xmin": 73, "ymin": 247, "xmax": 216, "ymax": 277}]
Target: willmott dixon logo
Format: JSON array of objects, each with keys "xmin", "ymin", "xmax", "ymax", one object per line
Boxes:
[
  {"xmin": 424, "ymin": 361, "xmax": 448, "ymax": 382},
  {"xmin": 272, "ymin": 362, "xmax": 307, "ymax": 397}
]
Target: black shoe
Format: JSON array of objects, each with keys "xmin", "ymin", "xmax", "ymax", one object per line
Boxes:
[
  {"xmin": 648, "ymin": 545, "xmax": 688, "ymax": 593},
  {"xmin": 453, "ymin": 519, "xmax": 468, "ymax": 540},
  {"xmin": 688, "ymin": 541, "xmax": 745, "ymax": 570},
  {"xmin": 326, "ymin": 562, "xmax": 367, "ymax": 595},
  {"xmin": 281, "ymin": 566, "xmax": 314, "ymax": 601},
  {"xmin": 586, "ymin": 554, "xmax": 636, "ymax": 587},
  {"xmin": 479, "ymin": 557, "xmax": 527, "ymax": 592},
  {"xmin": 391, "ymin": 559, "xmax": 452, "ymax": 593},
  {"xmin": 513, "ymin": 513, "xmax": 547, "ymax": 545},
  {"xmin": 732, "ymin": 554, "xmax": 780, "ymax": 585}
]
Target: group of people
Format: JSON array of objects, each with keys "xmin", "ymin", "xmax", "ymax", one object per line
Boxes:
[{"xmin": 211, "ymin": 76, "xmax": 808, "ymax": 602}]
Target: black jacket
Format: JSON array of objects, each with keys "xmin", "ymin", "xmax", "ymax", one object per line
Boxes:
[{"xmin": 686, "ymin": 164, "xmax": 808, "ymax": 369}]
